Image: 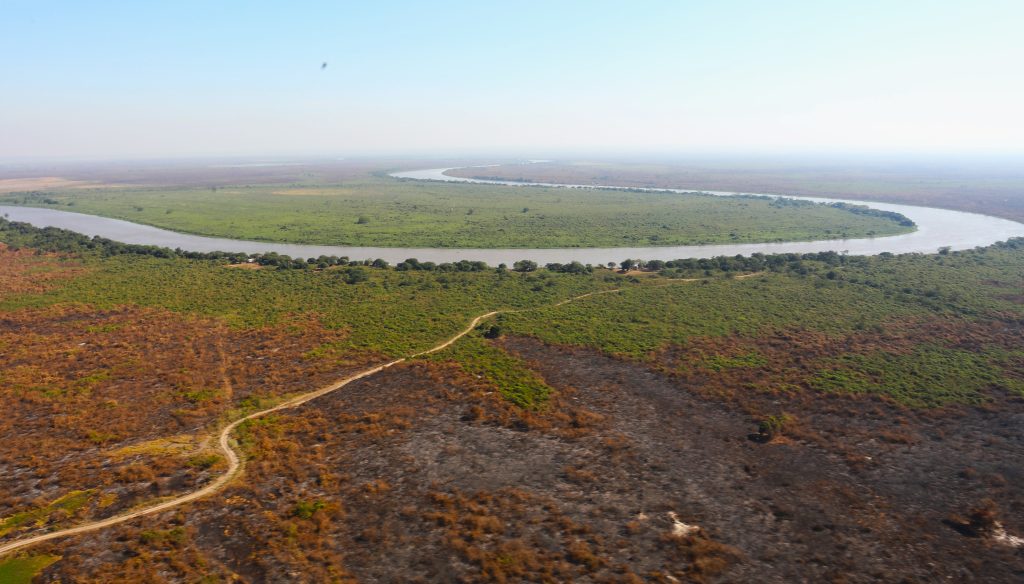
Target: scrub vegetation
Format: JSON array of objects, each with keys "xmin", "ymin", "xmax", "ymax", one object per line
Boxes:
[{"xmin": 1, "ymin": 216, "xmax": 1023, "ymax": 581}]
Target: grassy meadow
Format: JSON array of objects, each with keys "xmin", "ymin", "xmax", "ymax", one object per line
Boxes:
[
  {"xmin": 0, "ymin": 555, "xmax": 61, "ymax": 584},
  {"xmin": 0, "ymin": 175, "xmax": 913, "ymax": 247}
]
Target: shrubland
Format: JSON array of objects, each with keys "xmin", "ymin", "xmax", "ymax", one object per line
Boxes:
[{"xmin": 1, "ymin": 218, "xmax": 1023, "ymax": 580}]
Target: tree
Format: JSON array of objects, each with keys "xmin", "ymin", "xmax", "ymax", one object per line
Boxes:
[
  {"xmin": 513, "ymin": 259, "xmax": 538, "ymax": 272},
  {"xmin": 343, "ymin": 267, "xmax": 369, "ymax": 284},
  {"xmin": 620, "ymin": 259, "xmax": 636, "ymax": 271},
  {"xmin": 546, "ymin": 261, "xmax": 590, "ymax": 274}
]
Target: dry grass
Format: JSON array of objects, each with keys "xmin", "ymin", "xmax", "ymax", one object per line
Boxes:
[
  {"xmin": 0, "ymin": 177, "xmax": 91, "ymax": 192},
  {"xmin": 0, "ymin": 245, "xmax": 88, "ymax": 299}
]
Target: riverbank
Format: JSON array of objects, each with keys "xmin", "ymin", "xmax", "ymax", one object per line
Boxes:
[{"xmin": 2, "ymin": 165, "xmax": 1023, "ymax": 263}]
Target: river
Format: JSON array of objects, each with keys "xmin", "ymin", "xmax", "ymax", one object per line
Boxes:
[{"xmin": 2, "ymin": 166, "xmax": 1022, "ymax": 264}]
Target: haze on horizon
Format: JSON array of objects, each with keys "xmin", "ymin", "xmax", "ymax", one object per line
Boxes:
[{"xmin": 2, "ymin": 0, "xmax": 1022, "ymax": 161}]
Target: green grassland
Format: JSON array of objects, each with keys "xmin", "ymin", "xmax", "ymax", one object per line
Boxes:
[
  {"xmin": 424, "ymin": 334, "xmax": 555, "ymax": 409},
  {"xmin": 448, "ymin": 160, "xmax": 1024, "ymax": 223},
  {"xmin": 0, "ymin": 491, "xmax": 92, "ymax": 538},
  {"xmin": 0, "ymin": 555, "xmax": 61, "ymax": 584},
  {"xmin": 0, "ymin": 175, "xmax": 913, "ymax": 247}
]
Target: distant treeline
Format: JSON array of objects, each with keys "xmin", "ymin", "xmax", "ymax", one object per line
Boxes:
[
  {"xmin": 826, "ymin": 202, "xmax": 915, "ymax": 227},
  {"xmin": 666, "ymin": 194, "xmax": 916, "ymax": 228},
  {"xmin": 470, "ymin": 175, "xmax": 538, "ymax": 183},
  {"xmin": 0, "ymin": 217, "xmax": 492, "ymax": 272},
  {"xmin": 2, "ymin": 217, "xmax": 1016, "ymax": 280},
  {"xmin": 464, "ymin": 181, "xmax": 917, "ymax": 228}
]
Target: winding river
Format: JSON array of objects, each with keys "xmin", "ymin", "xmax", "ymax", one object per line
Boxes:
[{"xmin": 2, "ymin": 166, "xmax": 1022, "ymax": 264}]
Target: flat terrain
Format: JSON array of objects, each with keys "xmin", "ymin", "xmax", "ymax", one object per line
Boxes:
[
  {"xmin": 0, "ymin": 178, "xmax": 97, "ymax": 193},
  {"xmin": 448, "ymin": 159, "xmax": 1024, "ymax": 223},
  {"xmin": 0, "ymin": 161, "xmax": 913, "ymax": 247},
  {"xmin": 0, "ymin": 216, "xmax": 1023, "ymax": 581}
]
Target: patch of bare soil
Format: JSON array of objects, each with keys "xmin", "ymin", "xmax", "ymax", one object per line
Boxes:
[{"xmin": 32, "ymin": 337, "xmax": 1024, "ymax": 582}]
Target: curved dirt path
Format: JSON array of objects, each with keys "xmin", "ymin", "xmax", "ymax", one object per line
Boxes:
[{"xmin": 0, "ymin": 283, "xmax": 663, "ymax": 557}]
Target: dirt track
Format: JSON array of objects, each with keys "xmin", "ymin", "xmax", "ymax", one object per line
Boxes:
[{"xmin": 0, "ymin": 287, "xmax": 640, "ymax": 557}]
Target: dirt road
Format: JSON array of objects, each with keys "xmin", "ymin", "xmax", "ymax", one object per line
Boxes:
[
  {"xmin": 0, "ymin": 275, "xmax": 768, "ymax": 558},
  {"xmin": 1, "ymin": 285, "xmax": 646, "ymax": 557}
]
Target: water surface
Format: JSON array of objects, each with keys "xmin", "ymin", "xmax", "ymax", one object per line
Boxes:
[{"xmin": 2, "ymin": 166, "xmax": 1022, "ymax": 263}]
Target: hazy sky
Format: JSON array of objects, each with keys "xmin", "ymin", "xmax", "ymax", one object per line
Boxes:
[{"xmin": 2, "ymin": 0, "xmax": 1022, "ymax": 160}]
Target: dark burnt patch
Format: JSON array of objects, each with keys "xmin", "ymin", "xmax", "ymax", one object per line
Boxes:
[{"xmin": 38, "ymin": 340, "xmax": 1024, "ymax": 582}]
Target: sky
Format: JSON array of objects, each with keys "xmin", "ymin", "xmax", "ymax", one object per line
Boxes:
[{"xmin": 1, "ymin": 0, "xmax": 1022, "ymax": 160}]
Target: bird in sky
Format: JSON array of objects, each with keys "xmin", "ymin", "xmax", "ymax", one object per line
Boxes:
[{"xmin": 321, "ymin": 62, "xmax": 328, "ymax": 70}]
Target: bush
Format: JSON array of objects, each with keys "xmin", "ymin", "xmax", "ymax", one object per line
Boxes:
[
  {"xmin": 293, "ymin": 499, "xmax": 327, "ymax": 519},
  {"xmin": 756, "ymin": 413, "xmax": 792, "ymax": 441}
]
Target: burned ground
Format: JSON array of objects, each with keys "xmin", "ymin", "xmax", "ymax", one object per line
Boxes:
[
  {"xmin": 3, "ymin": 238, "xmax": 1024, "ymax": 582},
  {"xmin": 28, "ymin": 336, "xmax": 1024, "ymax": 583},
  {"xmin": 0, "ymin": 301, "xmax": 380, "ymax": 545}
]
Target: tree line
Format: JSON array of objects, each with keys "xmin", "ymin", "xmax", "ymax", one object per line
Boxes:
[{"xmin": 3, "ymin": 216, "xmax": 1015, "ymax": 282}]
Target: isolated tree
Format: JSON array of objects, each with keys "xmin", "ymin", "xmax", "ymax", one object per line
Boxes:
[{"xmin": 513, "ymin": 260, "xmax": 538, "ymax": 272}]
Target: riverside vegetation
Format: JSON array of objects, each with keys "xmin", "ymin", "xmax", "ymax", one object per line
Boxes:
[
  {"xmin": 447, "ymin": 159, "xmax": 1024, "ymax": 223},
  {"xmin": 1, "ymin": 217, "xmax": 1023, "ymax": 581}
]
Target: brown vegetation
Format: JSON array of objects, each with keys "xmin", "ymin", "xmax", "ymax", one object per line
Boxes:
[
  {"xmin": 28, "ymin": 336, "xmax": 1024, "ymax": 582},
  {"xmin": 3, "ymin": 238, "xmax": 1023, "ymax": 581},
  {"xmin": 0, "ymin": 178, "xmax": 93, "ymax": 192},
  {"xmin": 0, "ymin": 296, "xmax": 381, "ymax": 544},
  {"xmin": 0, "ymin": 244, "xmax": 88, "ymax": 299}
]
